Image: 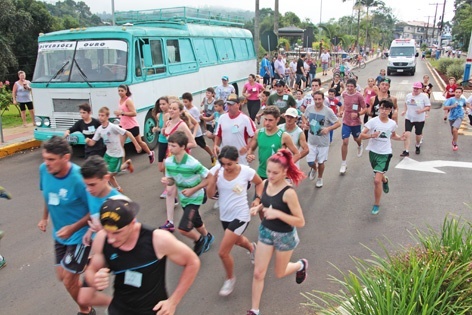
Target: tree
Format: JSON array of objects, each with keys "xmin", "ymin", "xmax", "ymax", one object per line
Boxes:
[{"xmin": 452, "ymin": 3, "xmax": 472, "ymax": 49}]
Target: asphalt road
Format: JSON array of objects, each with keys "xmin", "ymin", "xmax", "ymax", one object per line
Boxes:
[{"xmin": 1, "ymin": 58, "xmax": 472, "ymax": 315}]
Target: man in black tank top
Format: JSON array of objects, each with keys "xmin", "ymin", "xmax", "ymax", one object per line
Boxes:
[
  {"xmin": 371, "ymin": 78, "xmax": 398, "ymax": 123},
  {"xmin": 84, "ymin": 196, "xmax": 200, "ymax": 315}
]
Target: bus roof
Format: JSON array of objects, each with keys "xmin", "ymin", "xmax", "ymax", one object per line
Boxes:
[{"xmin": 38, "ymin": 23, "xmax": 252, "ymax": 42}]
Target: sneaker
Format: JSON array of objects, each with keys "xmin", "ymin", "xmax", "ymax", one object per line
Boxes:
[
  {"xmin": 308, "ymin": 168, "xmax": 316, "ymax": 181},
  {"xmin": 400, "ymin": 150, "xmax": 409, "ymax": 157},
  {"xmin": 415, "ymin": 146, "xmax": 420, "ymax": 154},
  {"xmin": 77, "ymin": 308, "xmax": 96, "ymax": 315},
  {"xmin": 204, "ymin": 233, "xmax": 215, "ymax": 253},
  {"xmin": 315, "ymin": 178, "xmax": 323, "ymax": 188},
  {"xmin": 219, "ymin": 278, "xmax": 236, "ymax": 296},
  {"xmin": 382, "ymin": 176, "xmax": 389, "ymax": 194},
  {"xmin": 295, "ymin": 259, "xmax": 308, "ymax": 284},
  {"xmin": 174, "ymin": 198, "xmax": 179, "ymax": 207},
  {"xmin": 193, "ymin": 236, "xmax": 206, "ymax": 256},
  {"xmin": 357, "ymin": 143, "xmax": 364, "ymax": 157},
  {"xmin": 339, "ymin": 164, "xmax": 347, "ymax": 175},
  {"xmin": 210, "ymin": 191, "xmax": 219, "ymax": 200},
  {"xmin": 453, "ymin": 144, "xmax": 459, "ymax": 151},
  {"xmin": 211, "ymin": 156, "xmax": 217, "ymax": 166},
  {"xmin": 159, "ymin": 220, "xmax": 175, "ymax": 233},
  {"xmin": 160, "ymin": 189, "xmax": 167, "ymax": 199},
  {"xmin": 0, "ymin": 187, "xmax": 12, "ymax": 200},
  {"xmin": 420, "ymin": 137, "xmax": 424, "ymax": 145},
  {"xmin": 149, "ymin": 151, "xmax": 155, "ymax": 164},
  {"xmin": 246, "ymin": 311, "xmax": 259, "ymax": 315},
  {"xmin": 249, "ymin": 242, "xmax": 256, "ymax": 264},
  {"xmin": 371, "ymin": 205, "xmax": 380, "ymax": 215},
  {"xmin": 0, "ymin": 255, "xmax": 5, "ymax": 270},
  {"xmin": 117, "ymin": 187, "xmax": 124, "ymax": 194},
  {"xmin": 213, "ymin": 202, "xmax": 219, "ymax": 209},
  {"xmin": 0, "ymin": 230, "xmax": 4, "ymax": 240},
  {"xmin": 125, "ymin": 160, "xmax": 134, "ymax": 173}
]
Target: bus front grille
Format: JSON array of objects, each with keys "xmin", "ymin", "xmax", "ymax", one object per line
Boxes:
[{"xmin": 52, "ymin": 116, "xmax": 80, "ymax": 130}]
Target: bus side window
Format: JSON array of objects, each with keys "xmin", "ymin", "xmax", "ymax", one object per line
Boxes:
[
  {"xmin": 166, "ymin": 40, "xmax": 180, "ymax": 63},
  {"xmin": 150, "ymin": 39, "xmax": 166, "ymax": 74},
  {"xmin": 135, "ymin": 41, "xmax": 142, "ymax": 77}
]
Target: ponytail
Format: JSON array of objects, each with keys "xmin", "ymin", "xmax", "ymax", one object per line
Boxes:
[{"xmin": 268, "ymin": 149, "xmax": 306, "ymax": 186}]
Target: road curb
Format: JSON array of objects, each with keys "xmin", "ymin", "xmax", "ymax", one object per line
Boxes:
[
  {"xmin": 0, "ymin": 139, "xmax": 41, "ymax": 159},
  {"xmin": 425, "ymin": 60, "xmax": 446, "ymax": 91}
]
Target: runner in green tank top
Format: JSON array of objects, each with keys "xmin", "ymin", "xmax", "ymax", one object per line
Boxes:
[{"xmin": 247, "ymin": 106, "xmax": 301, "ymax": 179}]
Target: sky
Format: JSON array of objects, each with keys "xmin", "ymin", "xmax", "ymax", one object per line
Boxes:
[{"xmin": 47, "ymin": 0, "xmax": 455, "ymax": 25}]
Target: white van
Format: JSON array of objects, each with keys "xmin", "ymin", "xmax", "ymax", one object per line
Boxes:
[{"xmin": 387, "ymin": 39, "xmax": 419, "ymax": 76}]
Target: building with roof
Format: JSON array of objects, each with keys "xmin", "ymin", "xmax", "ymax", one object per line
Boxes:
[{"xmin": 394, "ymin": 21, "xmax": 438, "ymax": 45}]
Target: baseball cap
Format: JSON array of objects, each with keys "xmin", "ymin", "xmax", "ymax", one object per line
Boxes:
[
  {"xmin": 221, "ymin": 75, "xmax": 229, "ymax": 81},
  {"xmin": 285, "ymin": 108, "xmax": 299, "ymax": 118},
  {"xmin": 100, "ymin": 195, "xmax": 140, "ymax": 231},
  {"xmin": 412, "ymin": 82, "xmax": 423, "ymax": 89},
  {"xmin": 226, "ymin": 93, "xmax": 240, "ymax": 105},
  {"xmin": 380, "ymin": 78, "xmax": 391, "ymax": 84},
  {"xmin": 275, "ymin": 79, "xmax": 286, "ymax": 87}
]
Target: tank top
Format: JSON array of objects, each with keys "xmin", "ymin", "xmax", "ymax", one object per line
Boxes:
[
  {"xmin": 15, "ymin": 81, "xmax": 32, "ymax": 103},
  {"xmin": 371, "ymin": 95, "xmax": 393, "ymax": 119},
  {"xmin": 257, "ymin": 128, "xmax": 284, "ymax": 178},
  {"xmin": 331, "ymin": 80, "xmax": 342, "ymax": 97},
  {"xmin": 157, "ymin": 113, "xmax": 167, "ymax": 143},
  {"xmin": 163, "ymin": 120, "xmax": 190, "ymax": 154},
  {"xmin": 119, "ymin": 97, "xmax": 139, "ymax": 130},
  {"xmin": 261, "ymin": 181, "xmax": 294, "ymax": 232},
  {"xmin": 104, "ymin": 225, "xmax": 168, "ymax": 315},
  {"xmin": 364, "ymin": 88, "xmax": 376, "ymax": 108}
]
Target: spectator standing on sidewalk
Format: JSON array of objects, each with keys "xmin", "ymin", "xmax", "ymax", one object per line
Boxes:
[{"xmin": 12, "ymin": 70, "xmax": 35, "ymax": 127}]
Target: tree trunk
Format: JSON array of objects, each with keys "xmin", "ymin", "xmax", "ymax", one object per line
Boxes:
[{"xmin": 274, "ymin": 0, "xmax": 279, "ymax": 38}]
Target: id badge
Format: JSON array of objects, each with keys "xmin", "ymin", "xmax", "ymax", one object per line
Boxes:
[
  {"xmin": 282, "ymin": 95, "xmax": 289, "ymax": 101},
  {"xmin": 124, "ymin": 270, "xmax": 142, "ymax": 288},
  {"xmin": 231, "ymin": 125, "xmax": 239, "ymax": 133},
  {"xmin": 352, "ymin": 104, "xmax": 359, "ymax": 111},
  {"xmin": 252, "ymin": 87, "xmax": 257, "ymax": 92},
  {"xmin": 48, "ymin": 193, "xmax": 59, "ymax": 206},
  {"xmin": 88, "ymin": 126, "xmax": 96, "ymax": 132}
]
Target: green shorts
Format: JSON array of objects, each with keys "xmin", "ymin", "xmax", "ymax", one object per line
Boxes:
[
  {"xmin": 104, "ymin": 153, "xmax": 122, "ymax": 174},
  {"xmin": 369, "ymin": 151, "xmax": 392, "ymax": 173}
]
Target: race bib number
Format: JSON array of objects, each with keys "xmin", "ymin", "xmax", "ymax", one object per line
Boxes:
[
  {"xmin": 124, "ymin": 270, "xmax": 142, "ymax": 288},
  {"xmin": 352, "ymin": 104, "xmax": 359, "ymax": 111}
]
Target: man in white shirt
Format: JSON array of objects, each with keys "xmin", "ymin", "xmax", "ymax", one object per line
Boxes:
[
  {"xmin": 320, "ymin": 49, "xmax": 330, "ymax": 76},
  {"xmin": 273, "ymin": 54, "xmax": 286, "ymax": 80}
]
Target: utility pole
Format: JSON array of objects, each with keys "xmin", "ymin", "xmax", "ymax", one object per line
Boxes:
[
  {"xmin": 429, "ymin": 3, "xmax": 440, "ymax": 45},
  {"xmin": 424, "ymin": 16, "xmax": 433, "ymax": 44},
  {"xmin": 111, "ymin": 0, "xmax": 115, "ymax": 26},
  {"xmin": 438, "ymin": 0, "xmax": 447, "ymax": 47},
  {"xmin": 274, "ymin": 0, "xmax": 279, "ymax": 37}
]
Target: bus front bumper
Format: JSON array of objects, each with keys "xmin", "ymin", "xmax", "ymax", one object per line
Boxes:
[{"xmin": 34, "ymin": 128, "xmax": 86, "ymax": 145}]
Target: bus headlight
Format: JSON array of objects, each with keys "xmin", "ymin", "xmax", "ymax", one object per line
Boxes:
[
  {"xmin": 43, "ymin": 118, "xmax": 51, "ymax": 127},
  {"xmin": 112, "ymin": 118, "xmax": 120, "ymax": 125},
  {"xmin": 35, "ymin": 117, "xmax": 43, "ymax": 127}
]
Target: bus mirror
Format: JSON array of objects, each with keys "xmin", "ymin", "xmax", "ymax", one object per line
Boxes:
[{"xmin": 142, "ymin": 44, "xmax": 153, "ymax": 68}]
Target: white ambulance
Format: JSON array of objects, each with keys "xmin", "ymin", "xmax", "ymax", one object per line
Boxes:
[{"xmin": 386, "ymin": 39, "xmax": 419, "ymax": 76}]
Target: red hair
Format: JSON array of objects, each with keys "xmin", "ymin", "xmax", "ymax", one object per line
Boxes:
[{"xmin": 268, "ymin": 149, "xmax": 306, "ymax": 186}]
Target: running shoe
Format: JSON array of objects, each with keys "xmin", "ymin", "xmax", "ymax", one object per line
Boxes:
[
  {"xmin": 77, "ymin": 307, "xmax": 96, "ymax": 315},
  {"xmin": 204, "ymin": 233, "xmax": 215, "ymax": 253},
  {"xmin": 400, "ymin": 150, "xmax": 409, "ymax": 157},
  {"xmin": 159, "ymin": 220, "xmax": 175, "ymax": 233},
  {"xmin": 315, "ymin": 178, "xmax": 323, "ymax": 188},
  {"xmin": 0, "ymin": 255, "xmax": 6, "ymax": 270},
  {"xmin": 117, "ymin": 187, "xmax": 124, "ymax": 194},
  {"xmin": 125, "ymin": 160, "xmax": 134, "ymax": 173},
  {"xmin": 0, "ymin": 230, "xmax": 4, "ymax": 240},
  {"xmin": 174, "ymin": 198, "xmax": 179, "ymax": 207},
  {"xmin": 453, "ymin": 144, "xmax": 459, "ymax": 151},
  {"xmin": 219, "ymin": 278, "xmax": 236, "ymax": 296},
  {"xmin": 357, "ymin": 143, "xmax": 364, "ymax": 157},
  {"xmin": 249, "ymin": 242, "xmax": 257, "ymax": 264},
  {"xmin": 149, "ymin": 151, "xmax": 155, "ymax": 164},
  {"xmin": 213, "ymin": 202, "xmax": 219, "ymax": 209},
  {"xmin": 308, "ymin": 168, "xmax": 316, "ymax": 181},
  {"xmin": 339, "ymin": 164, "xmax": 347, "ymax": 175},
  {"xmin": 159, "ymin": 189, "xmax": 167, "ymax": 199},
  {"xmin": 371, "ymin": 205, "xmax": 380, "ymax": 215},
  {"xmin": 210, "ymin": 191, "xmax": 219, "ymax": 200},
  {"xmin": 0, "ymin": 187, "xmax": 12, "ymax": 200},
  {"xmin": 295, "ymin": 259, "xmax": 308, "ymax": 284},
  {"xmin": 415, "ymin": 146, "xmax": 420, "ymax": 155},
  {"xmin": 383, "ymin": 176, "xmax": 389, "ymax": 194},
  {"xmin": 193, "ymin": 236, "xmax": 206, "ymax": 256},
  {"xmin": 246, "ymin": 311, "xmax": 259, "ymax": 315}
]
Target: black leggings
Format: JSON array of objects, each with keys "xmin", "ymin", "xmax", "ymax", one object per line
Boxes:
[{"xmin": 247, "ymin": 99, "xmax": 261, "ymax": 121}]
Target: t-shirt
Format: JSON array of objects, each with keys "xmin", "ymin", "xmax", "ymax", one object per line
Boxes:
[
  {"xmin": 68, "ymin": 118, "xmax": 104, "ymax": 154},
  {"xmin": 202, "ymin": 98, "xmax": 216, "ymax": 125},
  {"xmin": 405, "ymin": 92, "xmax": 431, "ymax": 122},
  {"xmin": 215, "ymin": 85, "xmax": 235, "ymax": 102},
  {"xmin": 364, "ymin": 117, "xmax": 397, "ymax": 155},
  {"xmin": 321, "ymin": 52, "xmax": 330, "ymax": 63},
  {"xmin": 296, "ymin": 58, "xmax": 304, "ymax": 75},
  {"xmin": 39, "ymin": 163, "xmax": 89, "ymax": 245},
  {"xmin": 260, "ymin": 57, "xmax": 271, "ymax": 77},
  {"xmin": 279, "ymin": 123, "xmax": 303, "ymax": 168},
  {"xmin": 165, "ymin": 153, "xmax": 209, "ymax": 207},
  {"xmin": 87, "ymin": 188, "xmax": 121, "ymax": 219},
  {"xmin": 210, "ymin": 164, "xmax": 255, "ymax": 222},
  {"xmin": 327, "ymin": 97, "xmax": 342, "ymax": 115},
  {"xmin": 444, "ymin": 97, "xmax": 466, "ymax": 121},
  {"xmin": 185, "ymin": 106, "xmax": 203, "ymax": 137},
  {"xmin": 445, "ymin": 84, "xmax": 457, "ymax": 99},
  {"xmin": 267, "ymin": 93, "xmax": 296, "ymax": 123},
  {"xmin": 256, "ymin": 128, "xmax": 284, "ymax": 178},
  {"xmin": 289, "ymin": 61, "xmax": 297, "ymax": 74},
  {"xmin": 215, "ymin": 112, "xmax": 256, "ymax": 165},
  {"xmin": 301, "ymin": 93, "xmax": 330, "ymax": 109},
  {"xmin": 92, "ymin": 123, "xmax": 127, "ymax": 158},
  {"xmin": 274, "ymin": 59, "xmax": 285, "ymax": 77},
  {"xmin": 341, "ymin": 91, "xmax": 366, "ymax": 126},
  {"xmin": 244, "ymin": 82, "xmax": 264, "ymax": 101},
  {"xmin": 304, "ymin": 105, "xmax": 338, "ymax": 147}
]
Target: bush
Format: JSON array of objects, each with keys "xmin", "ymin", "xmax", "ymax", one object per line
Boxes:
[
  {"xmin": 302, "ymin": 216, "xmax": 472, "ymax": 314},
  {"xmin": 438, "ymin": 58, "xmax": 456, "ymax": 73},
  {"xmin": 0, "ymin": 81, "xmax": 13, "ymax": 114},
  {"xmin": 446, "ymin": 63, "xmax": 465, "ymax": 81}
]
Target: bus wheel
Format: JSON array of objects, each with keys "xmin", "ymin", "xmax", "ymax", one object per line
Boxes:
[{"xmin": 143, "ymin": 110, "xmax": 158, "ymax": 150}]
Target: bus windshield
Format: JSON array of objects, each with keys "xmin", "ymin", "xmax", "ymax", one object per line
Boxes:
[
  {"xmin": 33, "ymin": 40, "xmax": 128, "ymax": 83},
  {"xmin": 389, "ymin": 46, "xmax": 415, "ymax": 57}
]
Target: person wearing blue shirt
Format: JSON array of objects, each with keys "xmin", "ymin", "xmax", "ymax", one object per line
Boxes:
[
  {"xmin": 443, "ymin": 86, "xmax": 466, "ymax": 151},
  {"xmin": 37, "ymin": 136, "xmax": 95, "ymax": 315},
  {"xmin": 259, "ymin": 53, "xmax": 273, "ymax": 87}
]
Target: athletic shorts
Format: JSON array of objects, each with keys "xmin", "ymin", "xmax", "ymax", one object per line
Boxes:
[
  {"xmin": 258, "ymin": 224, "xmax": 299, "ymax": 251},
  {"xmin": 54, "ymin": 241, "xmax": 91, "ymax": 274},
  {"xmin": 195, "ymin": 136, "xmax": 207, "ymax": 149},
  {"xmin": 179, "ymin": 204, "xmax": 204, "ymax": 232},
  {"xmin": 404, "ymin": 119, "xmax": 425, "ymax": 135},
  {"xmin": 157, "ymin": 141, "xmax": 168, "ymax": 162},
  {"xmin": 126, "ymin": 126, "xmax": 140, "ymax": 137},
  {"xmin": 206, "ymin": 124, "xmax": 215, "ymax": 134},
  {"xmin": 449, "ymin": 118, "xmax": 463, "ymax": 129},
  {"xmin": 321, "ymin": 62, "xmax": 328, "ymax": 71},
  {"xmin": 18, "ymin": 102, "xmax": 33, "ymax": 111},
  {"xmin": 221, "ymin": 219, "xmax": 250, "ymax": 236},
  {"xmin": 369, "ymin": 151, "xmax": 392, "ymax": 173},
  {"xmin": 341, "ymin": 124, "xmax": 362, "ymax": 139},
  {"xmin": 104, "ymin": 153, "xmax": 122, "ymax": 174},
  {"xmin": 306, "ymin": 144, "xmax": 329, "ymax": 164}
]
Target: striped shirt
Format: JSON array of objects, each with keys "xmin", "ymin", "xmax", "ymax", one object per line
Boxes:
[{"xmin": 165, "ymin": 153, "xmax": 209, "ymax": 207}]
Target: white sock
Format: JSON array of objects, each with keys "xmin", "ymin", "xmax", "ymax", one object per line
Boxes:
[
  {"xmin": 250, "ymin": 310, "xmax": 259, "ymax": 315},
  {"xmin": 298, "ymin": 260, "xmax": 305, "ymax": 271}
]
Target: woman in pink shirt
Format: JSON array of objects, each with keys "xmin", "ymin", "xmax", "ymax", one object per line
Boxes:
[
  {"xmin": 363, "ymin": 78, "xmax": 379, "ymax": 124},
  {"xmin": 243, "ymin": 74, "xmax": 264, "ymax": 122},
  {"xmin": 113, "ymin": 85, "xmax": 154, "ymax": 164}
]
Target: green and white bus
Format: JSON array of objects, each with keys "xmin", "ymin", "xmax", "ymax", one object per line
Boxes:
[{"xmin": 32, "ymin": 7, "xmax": 256, "ymax": 149}]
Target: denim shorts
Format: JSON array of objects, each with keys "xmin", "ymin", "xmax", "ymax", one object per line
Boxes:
[{"xmin": 258, "ymin": 224, "xmax": 299, "ymax": 251}]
